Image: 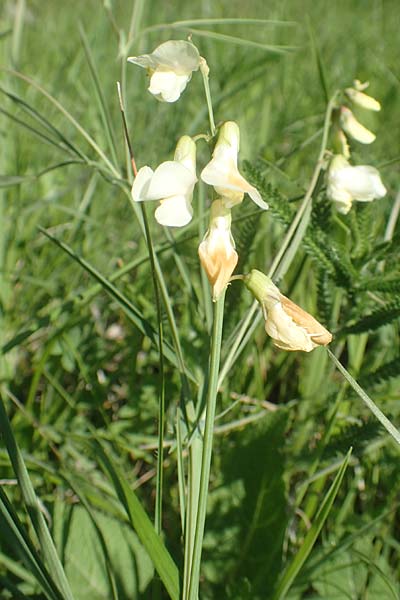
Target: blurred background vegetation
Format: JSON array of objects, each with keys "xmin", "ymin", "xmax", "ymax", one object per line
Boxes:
[{"xmin": 1, "ymin": 0, "xmax": 400, "ymax": 598}]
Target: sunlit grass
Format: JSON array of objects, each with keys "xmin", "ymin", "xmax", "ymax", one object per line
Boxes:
[{"xmin": 1, "ymin": 0, "xmax": 400, "ymax": 598}]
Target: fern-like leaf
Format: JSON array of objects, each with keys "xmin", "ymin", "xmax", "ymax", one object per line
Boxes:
[
  {"xmin": 322, "ymin": 420, "xmax": 381, "ymax": 458},
  {"xmin": 316, "ymin": 268, "xmax": 334, "ymax": 326},
  {"xmin": 339, "ymin": 300, "xmax": 400, "ymax": 336},
  {"xmin": 244, "ymin": 162, "xmax": 358, "ymax": 290},
  {"xmin": 357, "ymin": 275, "xmax": 400, "ymax": 294},
  {"xmin": 359, "ymin": 357, "xmax": 400, "ymax": 388}
]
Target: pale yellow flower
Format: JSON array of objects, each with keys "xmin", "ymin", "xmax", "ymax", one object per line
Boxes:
[
  {"xmin": 200, "ymin": 122, "xmax": 268, "ymax": 210},
  {"xmin": 244, "ymin": 270, "xmax": 332, "ymax": 352},
  {"xmin": 340, "ymin": 106, "xmax": 376, "ymax": 144},
  {"xmin": 128, "ymin": 40, "xmax": 201, "ymax": 103},
  {"xmin": 198, "ymin": 199, "xmax": 238, "ymax": 301},
  {"xmin": 131, "ymin": 136, "xmax": 197, "ymax": 227},
  {"xmin": 327, "ymin": 155, "xmax": 387, "ymax": 214},
  {"xmin": 345, "ymin": 80, "xmax": 381, "ymax": 112}
]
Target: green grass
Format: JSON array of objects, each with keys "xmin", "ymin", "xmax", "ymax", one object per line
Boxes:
[{"xmin": 1, "ymin": 0, "xmax": 400, "ymax": 598}]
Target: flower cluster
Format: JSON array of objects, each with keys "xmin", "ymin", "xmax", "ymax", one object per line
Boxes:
[
  {"xmin": 129, "ymin": 43, "xmax": 397, "ymax": 352},
  {"xmin": 327, "ymin": 80, "xmax": 386, "ymax": 214},
  {"xmin": 128, "ymin": 41, "xmax": 270, "ymax": 302}
]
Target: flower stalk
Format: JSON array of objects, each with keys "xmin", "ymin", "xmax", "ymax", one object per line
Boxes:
[
  {"xmin": 199, "ymin": 57, "xmax": 216, "ymax": 137},
  {"xmin": 186, "ymin": 292, "xmax": 226, "ymax": 600}
]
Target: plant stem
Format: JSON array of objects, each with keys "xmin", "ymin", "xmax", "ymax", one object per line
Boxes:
[
  {"xmin": 268, "ymin": 91, "xmax": 338, "ymax": 280},
  {"xmin": 140, "ymin": 205, "xmax": 166, "ymax": 535},
  {"xmin": 117, "ymin": 83, "xmax": 165, "ymax": 534},
  {"xmin": 327, "ymin": 349, "xmax": 400, "ymax": 446},
  {"xmin": 186, "ymin": 293, "xmax": 225, "ymax": 600},
  {"xmin": 200, "ymin": 59, "xmax": 216, "ymax": 137},
  {"xmin": 182, "ymin": 428, "xmax": 203, "ymax": 599}
]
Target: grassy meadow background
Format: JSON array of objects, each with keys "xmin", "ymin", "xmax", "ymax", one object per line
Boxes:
[{"xmin": 1, "ymin": 0, "xmax": 400, "ymax": 598}]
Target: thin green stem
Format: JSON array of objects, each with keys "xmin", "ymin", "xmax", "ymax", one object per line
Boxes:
[
  {"xmin": 140, "ymin": 204, "xmax": 166, "ymax": 535},
  {"xmin": 8, "ymin": 71, "xmax": 121, "ymax": 180},
  {"xmin": 218, "ymin": 300, "xmax": 257, "ymax": 388},
  {"xmin": 268, "ymin": 91, "xmax": 338, "ymax": 279},
  {"xmin": 186, "ymin": 293, "xmax": 225, "ymax": 600},
  {"xmin": 200, "ymin": 60, "xmax": 216, "ymax": 137},
  {"xmin": 117, "ymin": 83, "xmax": 166, "ymax": 534},
  {"xmin": 183, "ymin": 429, "xmax": 203, "ymax": 599},
  {"xmin": 327, "ymin": 349, "xmax": 400, "ymax": 446}
]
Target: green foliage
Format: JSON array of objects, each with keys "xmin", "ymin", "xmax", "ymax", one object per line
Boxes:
[
  {"xmin": 1, "ymin": 0, "xmax": 400, "ymax": 598},
  {"xmin": 204, "ymin": 410, "xmax": 288, "ymax": 598},
  {"xmin": 359, "ymin": 356, "xmax": 400, "ymax": 389},
  {"xmin": 340, "ymin": 301, "xmax": 400, "ymax": 336},
  {"xmin": 62, "ymin": 505, "xmax": 153, "ymax": 600}
]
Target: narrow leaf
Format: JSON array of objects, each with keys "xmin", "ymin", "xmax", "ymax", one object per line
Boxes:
[
  {"xmin": 272, "ymin": 449, "xmax": 352, "ymax": 599},
  {"xmin": 39, "ymin": 227, "xmax": 197, "ymax": 383},
  {"xmin": 92, "ymin": 441, "xmax": 180, "ymax": 600},
  {"xmin": 0, "ymin": 487, "xmax": 64, "ymax": 600},
  {"xmin": 0, "ymin": 395, "xmax": 74, "ymax": 600},
  {"xmin": 327, "ymin": 349, "xmax": 400, "ymax": 446}
]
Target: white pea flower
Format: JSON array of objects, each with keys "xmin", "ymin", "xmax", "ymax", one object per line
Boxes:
[
  {"xmin": 345, "ymin": 80, "xmax": 381, "ymax": 112},
  {"xmin": 198, "ymin": 199, "xmax": 238, "ymax": 301},
  {"xmin": 327, "ymin": 155, "xmax": 387, "ymax": 214},
  {"xmin": 340, "ymin": 106, "xmax": 376, "ymax": 144},
  {"xmin": 200, "ymin": 121, "xmax": 268, "ymax": 210},
  {"xmin": 131, "ymin": 136, "xmax": 197, "ymax": 227},
  {"xmin": 244, "ymin": 270, "xmax": 332, "ymax": 352},
  {"xmin": 127, "ymin": 40, "xmax": 201, "ymax": 103}
]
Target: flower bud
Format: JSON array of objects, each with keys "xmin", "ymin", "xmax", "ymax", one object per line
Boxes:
[
  {"xmin": 200, "ymin": 121, "xmax": 268, "ymax": 210},
  {"xmin": 340, "ymin": 106, "xmax": 376, "ymax": 144},
  {"xmin": 198, "ymin": 199, "xmax": 238, "ymax": 301},
  {"xmin": 345, "ymin": 88, "xmax": 381, "ymax": 112},
  {"xmin": 332, "ymin": 128, "xmax": 351, "ymax": 159},
  {"xmin": 244, "ymin": 270, "xmax": 332, "ymax": 352},
  {"xmin": 345, "ymin": 80, "xmax": 381, "ymax": 111}
]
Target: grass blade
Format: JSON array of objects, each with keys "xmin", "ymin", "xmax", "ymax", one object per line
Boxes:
[
  {"xmin": 0, "ymin": 487, "xmax": 64, "ymax": 600},
  {"xmin": 307, "ymin": 17, "xmax": 329, "ymax": 104},
  {"xmin": 38, "ymin": 227, "xmax": 197, "ymax": 383},
  {"xmin": 5, "ymin": 70, "xmax": 120, "ymax": 178},
  {"xmin": 143, "ymin": 18, "xmax": 297, "ymax": 30},
  {"xmin": 0, "ymin": 161, "xmax": 86, "ymax": 188},
  {"xmin": 92, "ymin": 440, "xmax": 180, "ymax": 600},
  {"xmin": 79, "ymin": 24, "xmax": 119, "ymax": 168},
  {"xmin": 272, "ymin": 448, "xmax": 352, "ymax": 599},
  {"xmin": 327, "ymin": 349, "xmax": 400, "ymax": 446},
  {"xmin": 0, "ymin": 86, "xmax": 87, "ymax": 160},
  {"xmin": 180, "ymin": 28, "xmax": 296, "ymax": 53},
  {"xmin": 0, "ymin": 395, "xmax": 75, "ymax": 600}
]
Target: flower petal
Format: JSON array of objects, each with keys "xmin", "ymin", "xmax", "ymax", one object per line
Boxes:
[
  {"xmin": 334, "ymin": 165, "xmax": 386, "ymax": 201},
  {"xmin": 247, "ymin": 186, "xmax": 269, "ymax": 210},
  {"xmin": 146, "ymin": 161, "xmax": 197, "ymax": 200},
  {"xmin": 340, "ymin": 107, "xmax": 376, "ymax": 144},
  {"xmin": 154, "ymin": 195, "xmax": 193, "ymax": 227},
  {"xmin": 127, "ymin": 54, "xmax": 158, "ymax": 70},
  {"xmin": 198, "ymin": 200, "xmax": 238, "ymax": 300},
  {"xmin": 149, "ymin": 71, "xmax": 190, "ymax": 103},
  {"xmin": 201, "ymin": 122, "xmax": 267, "ymax": 210},
  {"xmin": 265, "ymin": 302, "xmax": 316, "ymax": 352},
  {"xmin": 345, "ymin": 88, "xmax": 381, "ymax": 111},
  {"xmin": 131, "ymin": 166, "xmax": 154, "ymax": 202},
  {"xmin": 128, "ymin": 40, "xmax": 201, "ymax": 75},
  {"xmin": 151, "ymin": 40, "xmax": 201, "ymax": 74}
]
